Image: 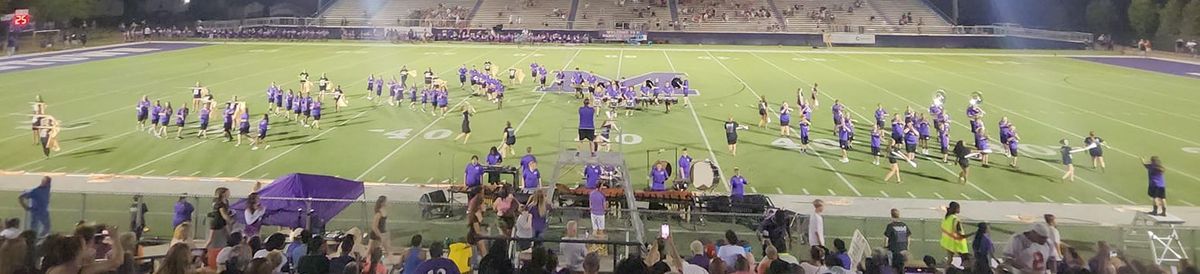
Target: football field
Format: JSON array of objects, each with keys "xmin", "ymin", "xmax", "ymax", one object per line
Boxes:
[{"xmin": 3, "ymin": 41, "xmax": 1200, "ymax": 207}]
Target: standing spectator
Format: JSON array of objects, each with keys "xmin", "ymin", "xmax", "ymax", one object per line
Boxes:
[
  {"xmin": 370, "ymin": 196, "xmax": 390, "ymax": 252},
  {"xmin": 493, "ymin": 187, "xmax": 517, "ymax": 237},
  {"xmin": 207, "ymin": 187, "xmax": 234, "ymax": 270},
  {"xmin": 173, "ymin": 195, "xmax": 194, "ymax": 228},
  {"xmin": 973, "ymin": 223, "xmax": 994, "ymax": 274},
  {"xmin": 1001, "ymin": 224, "xmax": 1052, "ymax": 273},
  {"xmin": 589, "ymin": 187, "xmax": 606, "ymax": 234},
  {"xmin": 717, "ymin": 230, "xmax": 746, "ymax": 272},
  {"xmin": 528, "ymin": 189, "xmax": 550, "ymax": 241},
  {"xmin": 243, "ymin": 192, "xmax": 265, "ymax": 237},
  {"xmin": 883, "ymin": 208, "xmax": 909, "ymax": 273},
  {"xmin": 1187, "ymin": 40, "xmax": 1197, "ymax": 57},
  {"xmin": 940, "ymin": 201, "xmax": 971, "ymax": 258},
  {"xmin": 1, "ymin": 218, "xmax": 21, "ymax": 239},
  {"xmin": 130, "ymin": 195, "xmax": 149, "ymax": 240},
  {"xmin": 1044, "ymin": 214, "xmax": 1064, "ymax": 271},
  {"xmin": 1177, "ymin": 38, "xmax": 1185, "ymax": 53},
  {"xmin": 808, "ymin": 199, "xmax": 825, "ymax": 247},
  {"xmin": 560, "ymin": 221, "xmax": 588, "ymax": 272},
  {"xmin": 18, "ymin": 176, "xmax": 51, "ymax": 238}
]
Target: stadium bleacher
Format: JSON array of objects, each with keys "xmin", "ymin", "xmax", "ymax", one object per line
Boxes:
[
  {"xmin": 573, "ymin": 0, "xmax": 672, "ymax": 31},
  {"xmin": 675, "ymin": 0, "xmax": 781, "ymax": 32},
  {"xmin": 369, "ymin": 0, "xmax": 478, "ymax": 27},
  {"xmin": 472, "ymin": 0, "xmax": 576, "ymax": 29},
  {"xmin": 319, "ymin": 0, "xmax": 383, "ymax": 26}
]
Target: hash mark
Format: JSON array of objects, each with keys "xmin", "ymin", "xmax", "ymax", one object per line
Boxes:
[
  {"xmin": 907, "ymin": 192, "xmax": 916, "ymax": 198},
  {"xmin": 879, "ymin": 190, "xmax": 890, "ymax": 197},
  {"xmin": 1096, "ymin": 197, "xmax": 1111, "ymax": 204},
  {"xmin": 960, "ymin": 193, "xmax": 972, "ymax": 200},
  {"xmin": 1068, "ymin": 197, "xmax": 1082, "ymax": 203},
  {"xmin": 1013, "ymin": 195, "xmax": 1026, "ymax": 202},
  {"xmin": 933, "ymin": 192, "xmax": 944, "ymax": 199},
  {"xmin": 1040, "ymin": 195, "xmax": 1055, "ymax": 203}
]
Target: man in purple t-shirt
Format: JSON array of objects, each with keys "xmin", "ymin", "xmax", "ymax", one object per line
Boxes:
[
  {"xmin": 577, "ymin": 99, "xmax": 597, "ymax": 157},
  {"xmin": 589, "ymin": 187, "xmax": 606, "ymax": 232},
  {"xmin": 729, "ymin": 167, "xmax": 748, "ymax": 199},
  {"xmin": 520, "ymin": 146, "xmax": 537, "ymax": 173},
  {"xmin": 584, "ymin": 163, "xmax": 601, "ymax": 189},
  {"xmin": 413, "ymin": 242, "xmax": 460, "ymax": 274},
  {"xmin": 172, "ymin": 196, "xmax": 193, "ymax": 228},
  {"xmin": 464, "ymin": 155, "xmax": 485, "ymax": 199}
]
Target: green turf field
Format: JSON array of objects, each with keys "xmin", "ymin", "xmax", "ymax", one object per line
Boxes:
[{"xmin": 3, "ymin": 42, "xmax": 1199, "ymax": 207}]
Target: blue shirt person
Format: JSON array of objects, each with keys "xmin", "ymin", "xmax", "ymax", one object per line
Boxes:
[
  {"xmin": 729, "ymin": 168, "xmax": 748, "ymax": 198},
  {"xmin": 18, "ymin": 176, "xmax": 52, "ymax": 238}
]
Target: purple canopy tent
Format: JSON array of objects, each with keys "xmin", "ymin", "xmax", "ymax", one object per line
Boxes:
[{"xmin": 231, "ymin": 173, "xmax": 365, "ymax": 229}]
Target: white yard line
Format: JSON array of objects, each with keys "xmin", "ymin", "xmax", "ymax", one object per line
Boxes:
[
  {"xmin": 1096, "ymin": 197, "xmax": 1112, "ymax": 205},
  {"xmin": 960, "ymin": 193, "xmax": 973, "ymax": 200},
  {"xmin": 121, "ymin": 140, "xmax": 210, "ymax": 174},
  {"xmin": 1069, "ymin": 197, "xmax": 1082, "ymax": 203},
  {"xmin": 907, "ymin": 192, "xmax": 917, "ymax": 198},
  {"xmin": 934, "ymin": 192, "xmax": 945, "ymax": 199},
  {"xmin": 1041, "ymin": 195, "xmax": 1056, "ymax": 203},
  {"xmin": 831, "ymin": 53, "xmax": 1143, "ymax": 202},
  {"xmin": 1013, "ymin": 195, "xmax": 1027, "ymax": 202},
  {"xmin": 879, "ymin": 190, "xmax": 890, "ymax": 197},
  {"xmin": 188, "ymin": 171, "xmax": 202, "ymax": 176},
  {"xmin": 935, "ymin": 56, "xmax": 1200, "ymax": 145},
  {"xmin": 1180, "ymin": 200, "xmax": 1197, "ymax": 207},
  {"xmin": 776, "ymin": 187, "xmax": 784, "ymax": 194},
  {"xmin": 237, "ymin": 110, "xmax": 368, "ymax": 177},
  {"xmin": 515, "ymin": 49, "xmax": 576, "ymax": 133},
  {"xmin": 706, "ymin": 51, "xmax": 861, "ymax": 196},
  {"xmin": 664, "ymin": 50, "xmax": 730, "ymax": 193}
]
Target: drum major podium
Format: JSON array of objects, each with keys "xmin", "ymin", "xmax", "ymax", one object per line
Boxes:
[{"xmin": 1132, "ymin": 212, "xmax": 1188, "ymax": 265}]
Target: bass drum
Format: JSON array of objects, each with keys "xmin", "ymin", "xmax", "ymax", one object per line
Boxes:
[{"xmin": 691, "ymin": 160, "xmax": 719, "ymax": 191}]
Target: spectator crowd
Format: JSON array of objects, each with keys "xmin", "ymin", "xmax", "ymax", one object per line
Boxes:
[{"xmin": 4, "ymin": 176, "xmax": 1198, "ymax": 274}]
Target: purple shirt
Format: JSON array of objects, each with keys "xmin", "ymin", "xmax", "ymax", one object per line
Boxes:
[
  {"xmin": 464, "ymin": 163, "xmax": 484, "ymax": 187},
  {"xmin": 1147, "ymin": 164, "xmax": 1165, "ymax": 187},
  {"xmin": 579, "ymin": 106, "xmax": 595, "ymax": 129},
  {"xmin": 584, "ymin": 164, "xmax": 601, "ymax": 189},
  {"xmin": 413, "ymin": 258, "xmax": 460, "ymax": 274},
  {"xmin": 487, "ymin": 153, "xmax": 502, "ymax": 165},
  {"xmin": 871, "ymin": 132, "xmax": 882, "ymax": 148},
  {"xmin": 173, "ymin": 200, "xmax": 194, "ymax": 228},
  {"xmin": 650, "ymin": 168, "xmax": 669, "ymax": 191},
  {"xmin": 678, "ymin": 155, "xmax": 693, "ymax": 176},
  {"xmin": 520, "ymin": 154, "xmax": 536, "ymax": 172},
  {"xmin": 730, "ymin": 175, "xmax": 747, "ymax": 197},
  {"xmin": 524, "ymin": 169, "xmax": 540, "ymax": 189},
  {"xmin": 199, "ymin": 108, "xmax": 210, "ymax": 123},
  {"xmin": 589, "ymin": 188, "xmax": 605, "ymax": 215}
]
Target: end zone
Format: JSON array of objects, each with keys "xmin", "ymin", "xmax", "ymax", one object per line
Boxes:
[{"xmin": 0, "ymin": 42, "xmax": 207, "ymax": 73}]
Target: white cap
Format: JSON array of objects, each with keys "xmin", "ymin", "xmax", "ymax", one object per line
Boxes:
[{"xmin": 253, "ymin": 249, "xmax": 269, "ymax": 259}]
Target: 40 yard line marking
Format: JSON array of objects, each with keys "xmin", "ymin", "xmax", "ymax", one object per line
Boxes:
[
  {"xmin": 665, "ymin": 50, "xmax": 729, "ymax": 192},
  {"xmin": 708, "ymin": 51, "xmax": 860, "ymax": 196}
]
